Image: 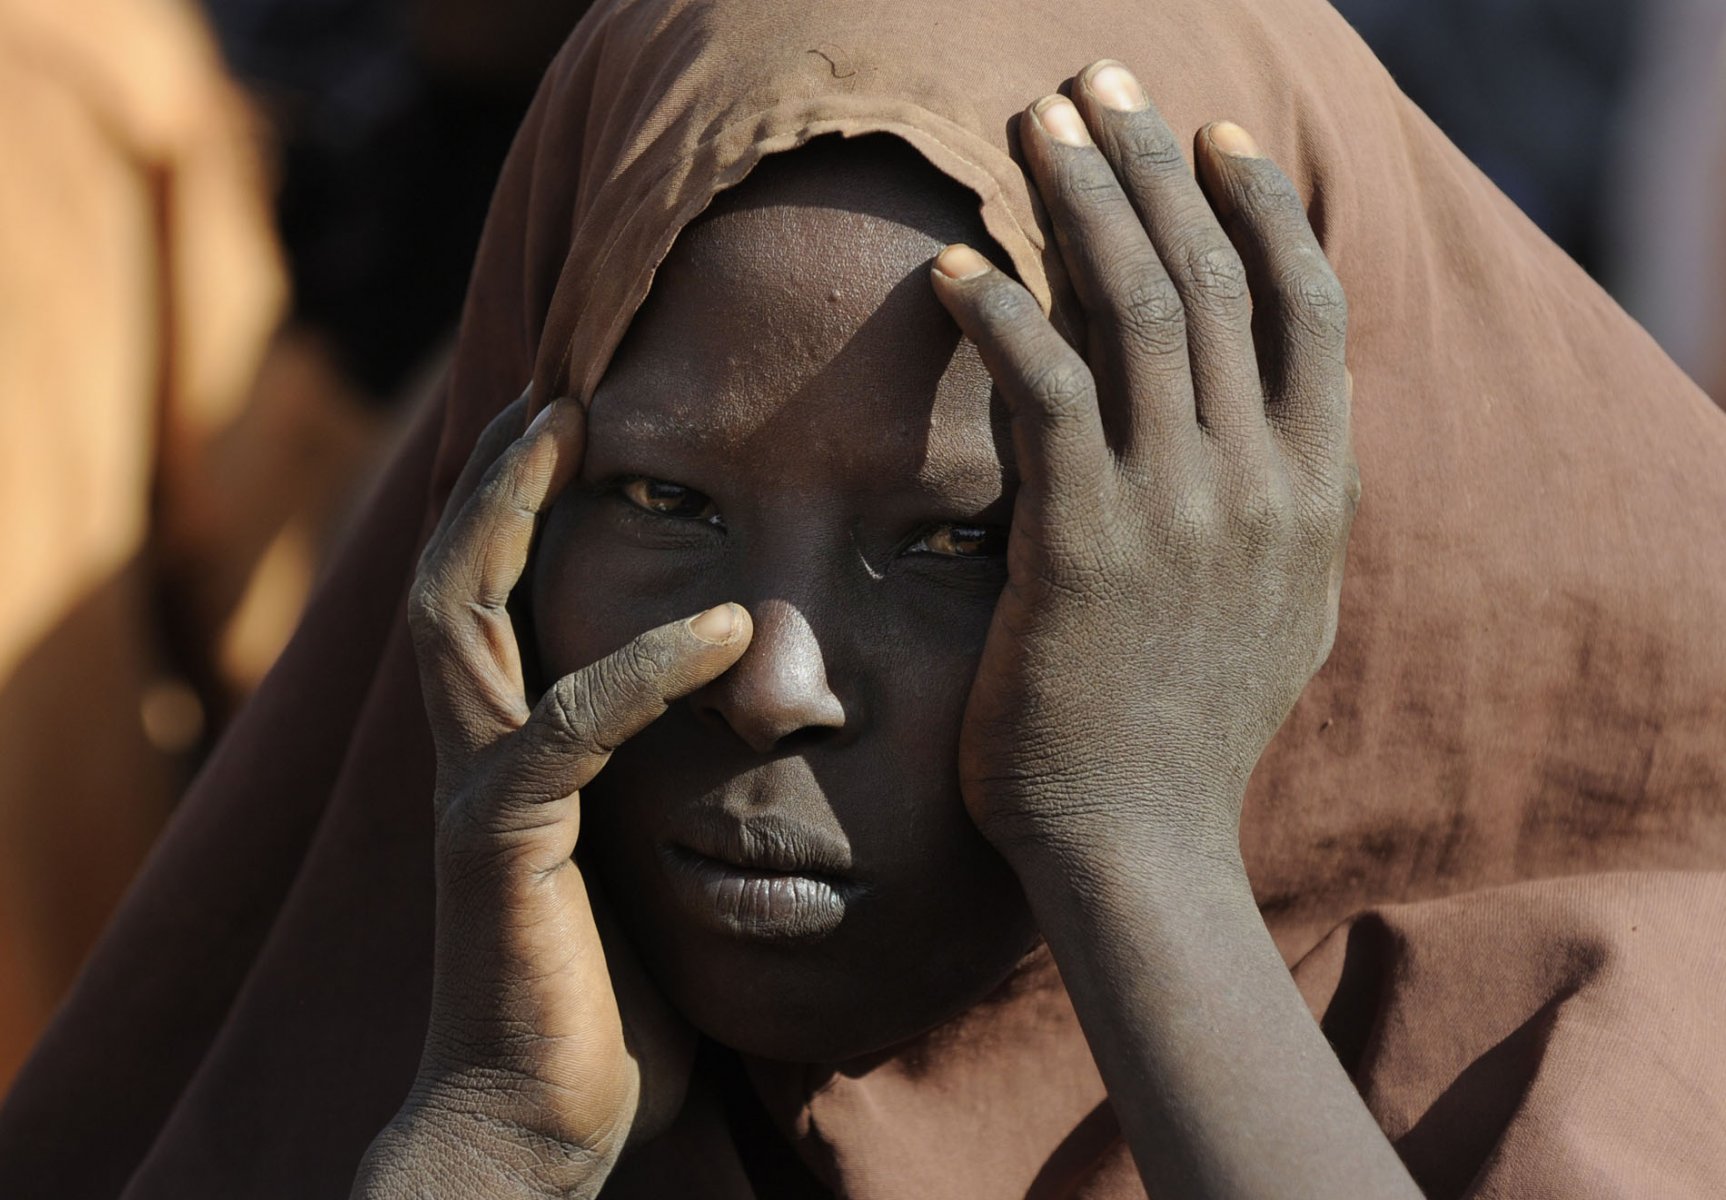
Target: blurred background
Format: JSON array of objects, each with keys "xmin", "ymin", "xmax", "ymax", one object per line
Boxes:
[{"xmin": 1, "ymin": 0, "xmax": 1722, "ymax": 1091}]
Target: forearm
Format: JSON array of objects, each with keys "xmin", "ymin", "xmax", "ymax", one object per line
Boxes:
[{"xmin": 1010, "ymin": 810, "xmax": 1421, "ymax": 1200}]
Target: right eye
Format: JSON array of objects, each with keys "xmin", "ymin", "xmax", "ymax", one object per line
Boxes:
[
  {"xmin": 617, "ymin": 476, "xmax": 722, "ymax": 525},
  {"xmin": 904, "ymin": 522, "xmax": 1008, "ymax": 559}
]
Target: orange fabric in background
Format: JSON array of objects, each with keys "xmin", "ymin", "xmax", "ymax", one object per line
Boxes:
[{"xmin": 0, "ymin": 0, "xmax": 371, "ymax": 1089}]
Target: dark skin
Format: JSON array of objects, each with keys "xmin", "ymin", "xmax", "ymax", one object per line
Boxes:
[
  {"xmin": 355, "ymin": 62, "xmax": 1419, "ymax": 1200},
  {"xmin": 535, "ymin": 137, "xmax": 1040, "ymax": 1065}
]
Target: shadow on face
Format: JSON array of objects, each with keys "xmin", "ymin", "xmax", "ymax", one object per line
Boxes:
[{"xmin": 531, "ymin": 135, "xmax": 1039, "ymax": 1062}]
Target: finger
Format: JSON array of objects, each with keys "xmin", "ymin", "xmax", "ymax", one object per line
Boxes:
[
  {"xmin": 1070, "ymin": 62, "xmax": 1264, "ymax": 443},
  {"xmin": 423, "ymin": 386, "xmax": 534, "ymax": 560},
  {"xmin": 1196, "ymin": 121, "xmax": 1350, "ymax": 464},
  {"xmin": 496, "ymin": 604, "xmax": 755, "ymax": 820},
  {"xmin": 409, "ymin": 397, "xmax": 585, "ymax": 741},
  {"xmin": 930, "ymin": 245, "xmax": 1109, "ymax": 501},
  {"xmin": 1018, "ymin": 93, "xmax": 1200, "ymax": 460}
]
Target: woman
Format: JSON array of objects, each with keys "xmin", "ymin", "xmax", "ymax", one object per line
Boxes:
[
  {"xmin": 361, "ymin": 93, "xmax": 1390, "ymax": 1194},
  {"xmin": 5, "ymin": 0, "xmax": 1726, "ymax": 1196}
]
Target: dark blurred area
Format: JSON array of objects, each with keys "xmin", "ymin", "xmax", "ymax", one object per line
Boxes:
[
  {"xmin": 201, "ymin": 0, "xmax": 590, "ymax": 399},
  {"xmin": 1337, "ymin": 0, "xmax": 1726, "ymax": 391},
  {"xmin": 0, "ymin": 0, "xmax": 1720, "ymax": 1092},
  {"xmin": 1335, "ymin": 0, "xmax": 1637, "ymax": 275}
]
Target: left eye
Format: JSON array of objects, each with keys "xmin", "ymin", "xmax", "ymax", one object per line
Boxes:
[
  {"xmin": 618, "ymin": 476, "xmax": 721, "ymax": 524},
  {"xmin": 906, "ymin": 523, "xmax": 1008, "ymax": 558}
]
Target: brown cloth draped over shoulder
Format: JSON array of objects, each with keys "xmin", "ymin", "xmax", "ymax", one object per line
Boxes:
[{"xmin": 4, "ymin": 0, "xmax": 1724, "ymax": 1195}]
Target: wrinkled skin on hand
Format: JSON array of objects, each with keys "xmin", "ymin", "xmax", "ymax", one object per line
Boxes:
[
  {"xmin": 925, "ymin": 66, "xmax": 1409, "ymax": 1200},
  {"xmin": 354, "ymin": 393, "xmax": 755, "ymax": 1199},
  {"xmin": 937, "ymin": 69, "xmax": 1358, "ymax": 872}
]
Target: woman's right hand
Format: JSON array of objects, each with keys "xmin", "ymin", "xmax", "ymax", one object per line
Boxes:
[{"xmin": 352, "ymin": 392, "xmax": 753, "ymax": 1200}]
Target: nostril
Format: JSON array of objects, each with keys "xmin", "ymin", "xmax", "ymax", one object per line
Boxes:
[
  {"xmin": 687, "ymin": 693, "xmax": 734, "ymax": 735},
  {"xmin": 770, "ymin": 723, "xmax": 840, "ymax": 753},
  {"xmin": 727, "ymin": 702, "xmax": 844, "ymax": 756}
]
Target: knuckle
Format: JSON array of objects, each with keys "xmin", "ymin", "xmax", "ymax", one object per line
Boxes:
[
  {"xmin": 1065, "ymin": 161, "xmax": 1125, "ymax": 207},
  {"xmin": 547, "ymin": 675, "xmax": 609, "ymax": 756},
  {"xmin": 1281, "ymin": 261, "xmax": 1348, "ymax": 340},
  {"xmin": 1170, "ymin": 240, "xmax": 1248, "ymax": 312},
  {"xmin": 1024, "ymin": 358, "xmax": 1097, "ymax": 422},
  {"xmin": 1113, "ymin": 271, "xmax": 1187, "ymax": 354},
  {"xmin": 472, "ymin": 443, "xmax": 539, "ymax": 519},
  {"xmin": 619, "ymin": 634, "xmax": 677, "ymax": 690},
  {"xmin": 1121, "ymin": 121, "xmax": 1187, "ymax": 179},
  {"xmin": 1235, "ymin": 166, "xmax": 1305, "ymax": 223},
  {"xmin": 1230, "ymin": 481, "xmax": 1292, "ymax": 548},
  {"xmin": 551, "ymin": 635, "xmax": 676, "ymax": 750}
]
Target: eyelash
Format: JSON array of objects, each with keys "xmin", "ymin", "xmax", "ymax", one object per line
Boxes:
[
  {"xmin": 605, "ymin": 476, "xmax": 1007, "ymax": 560},
  {"xmin": 902, "ymin": 524, "xmax": 1009, "ymax": 559},
  {"xmin": 612, "ymin": 475, "xmax": 726, "ymax": 528}
]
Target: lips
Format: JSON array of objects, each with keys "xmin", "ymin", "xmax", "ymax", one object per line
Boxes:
[{"xmin": 658, "ymin": 810, "xmax": 861, "ymax": 942}]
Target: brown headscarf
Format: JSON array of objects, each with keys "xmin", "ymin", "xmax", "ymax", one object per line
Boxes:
[{"xmin": 5, "ymin": 0, "xmax": 1725, "ymax": 1196}]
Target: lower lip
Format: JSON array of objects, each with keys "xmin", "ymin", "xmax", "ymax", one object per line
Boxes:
[{"xmin": 659, "ymin": 845, "xmax": 852, "ymax": 942}]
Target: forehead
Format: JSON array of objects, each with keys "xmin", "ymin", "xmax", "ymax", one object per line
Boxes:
[{"xmin": 587, "ymin": 139, "xmax": 1010, "ymax": 489}]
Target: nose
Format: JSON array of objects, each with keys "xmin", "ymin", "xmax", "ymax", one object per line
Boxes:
[{"xmin": 693, "ymin": 597, "xmax": 845, "ymax": 753}]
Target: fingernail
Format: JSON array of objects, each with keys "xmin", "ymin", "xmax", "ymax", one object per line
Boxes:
[
  {"xmin": 1034, "ymin": 96, "xmax": 1091, "ymax": 146},
  {"xmin": 1087, "ymin": 63, "xmax": 1147, "ymax": 112},
  {"xmin": 689, "ymin": 603, "xmax": 742, "ymax": 645},
  {"xmin": 933, "ymin": 244, "xmax": 992, "ymax": 280},
  {"xmin": 1208, "ymin": 121, "xmax": 1261, "ymax": 158}
]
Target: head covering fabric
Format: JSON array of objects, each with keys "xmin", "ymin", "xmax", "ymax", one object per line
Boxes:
[{"xmin": 4, "ymin": 0, "xmax": 1725, "ymax": 1196}]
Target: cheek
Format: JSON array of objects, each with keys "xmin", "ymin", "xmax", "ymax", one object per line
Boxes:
[
  {"xmin": 866, "ymin": 574, "xmax": 1003, "ymax": 738},
  {"xmin": 867, "ymin": 627, "xmax": 977, "ymax": 756}
]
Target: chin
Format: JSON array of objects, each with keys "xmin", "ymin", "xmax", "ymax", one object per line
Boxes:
[{"xmin": 638, "ymin": 907, "xmax": 1040, "ymax": 1064}]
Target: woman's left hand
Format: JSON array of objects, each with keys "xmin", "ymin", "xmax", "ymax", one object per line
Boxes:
[
  {"xmin": 931, "ymin": 65, "xmax": 1419, "ymax": 1200},
  {"xmin": 932, "ymin": 61, "xmax": 1358, "ymax": 881}
]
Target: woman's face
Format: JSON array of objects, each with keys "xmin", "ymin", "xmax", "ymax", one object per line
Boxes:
[{"xmin": 532, "ymin": 140, "xmax": 1038, "ymax": 1062}]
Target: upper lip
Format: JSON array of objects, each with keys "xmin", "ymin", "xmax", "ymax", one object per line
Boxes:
[{"xmin": 670, "ymin": 809, "xmax": 854, "ymax": 880}]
